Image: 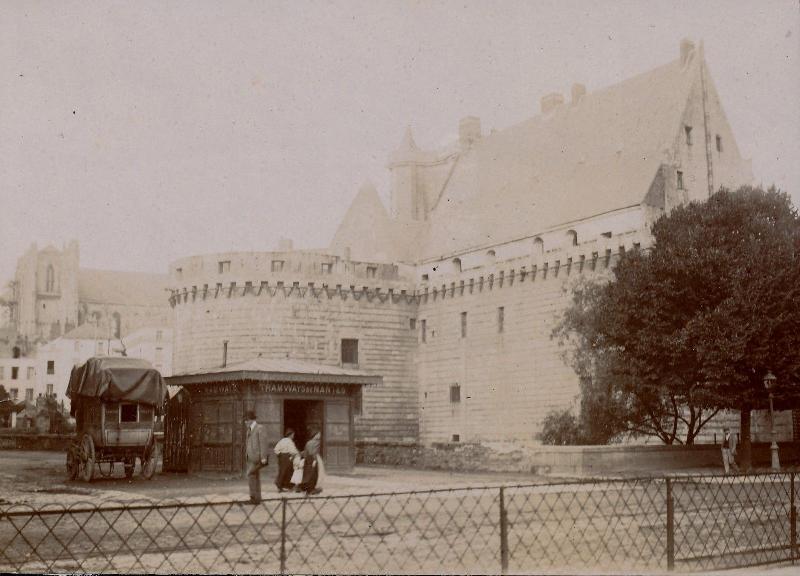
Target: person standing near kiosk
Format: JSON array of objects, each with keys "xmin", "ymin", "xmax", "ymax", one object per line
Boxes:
[
  {"xmin": 274, "ymin": 428, "xmax": 299, "ymax": 492},
  {"xmin": 245, "ymin": 410, "xmax": 269, "ymax": 503}
]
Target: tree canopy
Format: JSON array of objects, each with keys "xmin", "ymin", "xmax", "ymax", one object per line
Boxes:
[{"xmin": 554, "ymin": 186, "xmax": 800, "ymax": 448}]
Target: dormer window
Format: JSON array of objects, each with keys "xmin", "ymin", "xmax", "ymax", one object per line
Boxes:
[{"xmin": 685, "ymin": 125, "xmax": 693, "ymax": 146}]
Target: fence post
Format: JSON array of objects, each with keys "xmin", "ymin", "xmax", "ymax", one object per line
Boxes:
[
  {"xmin": 666, "ymin": 478, "xmax": 675, "ymax": 571},
  {"xmin": 499, "ymin": 486, "xmax": 509, "ymax": 574},
  {"xmin": 791, "ymin": 472, "xmax": 797, "ymax": 564},
  {"xmin": 280, "ymin": 497, "xmax": 287, "ymax": 575}
]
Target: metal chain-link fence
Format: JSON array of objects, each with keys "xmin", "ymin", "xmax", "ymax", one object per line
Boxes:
[{"xmin": 1, "ymin": 472, "xmax": 797, "ymax": 574}]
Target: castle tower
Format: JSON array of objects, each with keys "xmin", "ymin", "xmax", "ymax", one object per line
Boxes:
[{"xmin": 388, "ymin": 127, "xmax": 426, "ymax": 221}]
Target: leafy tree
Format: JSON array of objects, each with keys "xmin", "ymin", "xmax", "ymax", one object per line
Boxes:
[
  {"xmin": 554, "ymin": 186, "xmax": 800, "ymax": 465},
  {"xmin": 538, "ymin": 408, "xmax": 582, "ymax": 445}
]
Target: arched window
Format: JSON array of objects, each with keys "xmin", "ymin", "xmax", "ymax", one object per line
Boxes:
[
  {"xmin": 452, "ymin": 258, "xmax": 462, "ymax": 273},
  {"xmin": 533, "ymin": 237, "xmax": 544, "ymax": 259},
  {"xmin": 566, "ymin": 230, "xmax": 578, "ymax": 247},
  {"xmin": 91, "ymin": 311, "xmax": 102, "ymax": 324},
  {"xmin": 45, "ymin": 265, "xmax": 55, "ymax": 292},
  {"xmin": 112, "ymin": 312, "xmax": 122, "ymax": 339}
]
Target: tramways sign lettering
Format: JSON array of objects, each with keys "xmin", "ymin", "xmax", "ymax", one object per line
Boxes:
[{"xmin": 198, "ymin": 381, "xmax": 349, "ymax": 396}]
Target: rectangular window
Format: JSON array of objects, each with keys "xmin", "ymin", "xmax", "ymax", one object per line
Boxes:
[
  {"xmin": 341, "ymin": 339, "xmax": 359, "ymax": 365},
  {"xmin": 27, "ymin": 367, "xmax": 35, "ymax": 380},
  {"xmin": 366, "ymin": 265, "xmax": 377, "ymax": 278},
  {"xmin": 10, "ymin": 388, "xmax": 18, "ymax": 400},
  {"xmin": 498, "ymin": 307, "xmax": 505, "ymax": 333},
  {"xmin": 677, "ymin": 170, "xmax": 684, "ymax": 190},
  {"xmin": 25, "ymin": 388, "xmax": 33, "ymax": 402},
  {"xmin": 450, "ymin": 384, "xmax": 461, "ymax": 403},
  {"xmin": 421, "ymin": 273, "xmax": 429, "ymax": 281},
  {"xmin": 460, "ymin": 312, "xmax": 467, "ymax": 338},
  {"xmin": 452, "ymin": 434, "xmax": 460, "ymax": 443},
  {"xmin": 685, "ymin": 125, "xmax": 692, "ymax": 146},
  {"xmin": 421, "ymin": 319, "xmax": 427, "ymax": 343},
  {"xmin": 120, "ymin": 403, "xmax": 138, "ymax": 423},
  {"xmin": 47, "ymin": 360, "xmax": 54, "ymax": 375},
  {"xmin": 46, "ymin": 383, "xmax": 53, "ymax": 396},
  {"xmin": 716, "ymin": 134, "xmax": 722, "ymax": 152},
  {"xmin": 271, "ymin": 260, "xmax": 284, "ymax": 272},
  {"xmin": 321, "ymin": 262, "xmax": 333, "ymax": 274},
  {"xmin": 409, "ymin": 318, "xmax": 416, "ymax": 330},
  {"xmin": 218, "ymin": 260, "xmax": 231, "ymax": 274},
  {"xmin": 12, "ymin": 367, "xmax": 18, "ymax": 380}
]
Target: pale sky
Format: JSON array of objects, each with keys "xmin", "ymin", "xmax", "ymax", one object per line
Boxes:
[{"xmin": 1, "ymin": 0, "xmax": 798, "ymax": 287}]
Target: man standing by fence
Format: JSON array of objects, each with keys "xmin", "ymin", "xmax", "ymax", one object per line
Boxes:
[
  {"xmin": 721, "ymin": 426, "xmax": 738, "ymax": 474},
  {"xmin": 245, "ymin": 410, "xmax": 269, "ymax": 503}
]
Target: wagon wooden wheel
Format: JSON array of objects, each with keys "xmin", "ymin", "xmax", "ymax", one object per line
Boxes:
[
  {"xmin": 66, "ymin": 442, "xmax": 80, "ymax": 480},
  {"xmin": 79, "ymin": 433, "xmax": 95, "ymax": 482},
  {"xmin": 141, "ymin": 442, "xmax": 158, "ymax": 480}
]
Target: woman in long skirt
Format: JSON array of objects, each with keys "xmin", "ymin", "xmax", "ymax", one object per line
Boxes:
[{"xmin": 299, "ymin": 431, "xmax": 322, "ymax": 495}]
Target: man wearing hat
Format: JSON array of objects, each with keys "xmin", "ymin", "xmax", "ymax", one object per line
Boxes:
[
  {"xmin": 721, "ymin": 426, "xmax": 738, "ymax": 475},
  {"xmin": 245, "ymin": 409, "xmax": 269, "ymax": 503}
]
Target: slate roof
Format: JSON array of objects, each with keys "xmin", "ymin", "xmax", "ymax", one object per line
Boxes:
[
  {"xmin": 78, "ymin": 269, "xmax": 171, "ymax": 306},
  {"xmin": 333, "ymin": 47, "xmax": 707, "ymax": 263}
]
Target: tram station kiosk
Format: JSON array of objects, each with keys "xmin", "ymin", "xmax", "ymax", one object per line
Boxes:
[{"xmin": 163, "ymin": 358, "xmax": 380, "ymax": 475}]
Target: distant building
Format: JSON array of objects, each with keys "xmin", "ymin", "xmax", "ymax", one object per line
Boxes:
[{"xmin": 9, "ymin": 240, "xmax": 172, "ymax": 346}]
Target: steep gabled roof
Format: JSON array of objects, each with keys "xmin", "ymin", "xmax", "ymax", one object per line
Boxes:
[
  {"xmin": 330, "ymin": 181, "xmax": 423, "ymax": 263},
  {"xmin": 78, "ymin": 269, "xmax": 170, "ymax": 306},
  {"xmin": 417, "ymin": 54, "xmax": 702, "ymax": 259}
]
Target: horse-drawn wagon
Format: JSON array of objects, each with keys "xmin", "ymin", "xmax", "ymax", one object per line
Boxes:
[{"xmin": 66, "ymin": 357, "xmax": 167, "ymax": 482}]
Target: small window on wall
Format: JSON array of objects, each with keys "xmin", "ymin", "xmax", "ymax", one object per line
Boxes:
[
  {"xmin": 450, "ymin": 384, "xmax": 461, "ymax": 403},
  {"xmin": 684, "ymin": 125, "xmax": 693, "ymax": 146},
  {"xmin": 120, "ymin": 403, "xmax": 138, "ymax": 423},
  {"xmin": 366, "ymin": 265, "xmax": 377, "ymax": 278},
  {"xmin": 25, "ymin": 388, "xmax": 33, "ymax": 402},
  {"xmin": 46, "ymin": 383, "xmax": 53, "ymax": 396},
  {"xmin": 498, "ymin": 307, "xmax": 505, "ymax": 333},
  {"xmin": 716, "ymin": 135, "xmax": 723, "ymax": 152},
  {"xmin": 321, "ymin": 262, "xmax": 333, "ymax": 274},
  {"xmin": 452, "ymin": 434, "xmax": 460, "ymax": 443},
  {"xmin": 460, "ymin": 312, "xmax": 467, "ymax": 338},
  {"xmin": 341, "ymin": 339, "xmax": 359, "ymax": 365},
  {"xmin": 409, "ymin": 318, "xmax": 416, "ymax": 330},
  {"xmin": 218, "ymin": 260, "xmax": 231, "ymax": 274},
  {"xmin": 421, "ymin": 319, "xmax": 427, "ymax": 343},
  {"xmin": 27, "ymin": 367, "xmax": 35, "ymax": 380},
  {"xmin": 677, "ymin": 170, "xmax": 685, "ymax": 190},
  {"xmin": 12, "ymin": 367, "xmax": 19, "ymax": 380},
  {"xmin": 271, "ymin": 260, "xmax": 284, "ymax": 272},
  {"xmin": 47, "ymin": 360, "xmax": 54, "ymax": 375}
]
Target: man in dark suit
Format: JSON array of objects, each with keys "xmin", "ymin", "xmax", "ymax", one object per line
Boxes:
[{"xmin": 245, "ymin": 409, "xmax": 269, "ymax": 503}]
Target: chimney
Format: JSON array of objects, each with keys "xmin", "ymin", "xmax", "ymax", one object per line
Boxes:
[
  {"xmin": 277, "ymin": 237, "xmax": 293, "ymax": 251},
  {"xmin": 571, "ymin": 83, "xmax": 586, "ymax": 105},
  {"xmin": 458, "ymin": 116, "xmax": 481, "ymax": 150},
  {"xmin": 540, "ymin": 92, "xmax": 564, "ymax": 114},
  {"xmin": 680, "ymin": 38, "xmax": 695, "ymax": 66}
]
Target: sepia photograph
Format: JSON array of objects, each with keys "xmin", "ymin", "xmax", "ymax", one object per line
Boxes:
[{"xmin": 1, "ymin": 0, "xmax": 799, "ymax": 574}]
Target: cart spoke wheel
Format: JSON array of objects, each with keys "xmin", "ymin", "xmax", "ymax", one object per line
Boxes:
[
  {"xmin": 141, "ymin": 443, "xmax": 159, "ymax": 480},
  {"xmin": 80, "ymin": 434, "xmax": 95, "ymax": 482},
  {"xmin": 66, "ymin": 443, "xmax": 80, "ymax": 480}
]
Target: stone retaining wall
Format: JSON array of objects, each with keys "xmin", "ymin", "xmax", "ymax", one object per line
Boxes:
[{"xmin": 356, "ymin": 441, "xmax": 800, "ymax": 476}]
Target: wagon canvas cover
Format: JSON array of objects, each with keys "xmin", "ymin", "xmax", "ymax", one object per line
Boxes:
[{"xmin": 67, "ymin": 357, "xmax": 167, "ymax": 414}]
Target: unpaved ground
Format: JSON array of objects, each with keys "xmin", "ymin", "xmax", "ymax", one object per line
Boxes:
[{"xmin": 0, "ymin": 449, "xmax": 551, "ymax": 507}]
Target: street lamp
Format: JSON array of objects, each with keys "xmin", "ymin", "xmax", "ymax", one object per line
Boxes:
[{"xmin": 763, "ymin": 371, "xmax": 780, "ymax": 472}]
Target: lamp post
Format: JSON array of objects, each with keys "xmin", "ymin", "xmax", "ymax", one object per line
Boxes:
[{"xmin": 763, "ymin": 371, "xmax": 780, "ymax": 472}]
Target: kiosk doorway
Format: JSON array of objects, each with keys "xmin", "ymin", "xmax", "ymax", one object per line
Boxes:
[{"xmin": 283, "ymin": 399, "xmax": 324, "ymax": 454}]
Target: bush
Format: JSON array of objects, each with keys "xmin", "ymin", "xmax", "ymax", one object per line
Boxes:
[{"xmin": 538, "ymin": 408, "xmax": 582, "ymax": 445}]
